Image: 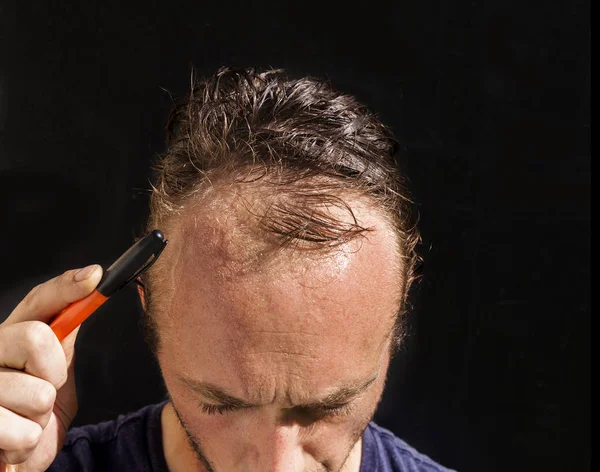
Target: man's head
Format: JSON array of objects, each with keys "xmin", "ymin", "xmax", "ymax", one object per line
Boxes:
[{"xmin": 139, "ymin": 68, "xmax": 420, "ymax": 471}]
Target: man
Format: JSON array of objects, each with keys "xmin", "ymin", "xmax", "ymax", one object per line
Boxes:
[{"xmin": 0, "ymin": 68, "xmax": 455, "ymax": 471}]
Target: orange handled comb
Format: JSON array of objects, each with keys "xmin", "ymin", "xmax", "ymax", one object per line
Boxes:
[{"xmin": 49, "ymin": 230, "xmax": 167, "ymax": 341}]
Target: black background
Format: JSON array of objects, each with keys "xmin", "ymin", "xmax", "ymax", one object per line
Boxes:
[{"xmin": 0, "ymin": 1, "xmax": 590, "ymax": 471}]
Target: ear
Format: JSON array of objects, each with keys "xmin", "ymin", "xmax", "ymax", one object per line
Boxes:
[{"xmin": 137, "ymin": 282, "xmax": 148, "ymax": 311}]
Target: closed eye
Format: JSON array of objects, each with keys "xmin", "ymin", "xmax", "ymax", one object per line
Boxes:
[
  {"xmin": 318, "ymin": 403, "xmax": 354, "ymax": 416},
  {"xmin": 290, "ymin": 402, "xmax": 356, "ymax": 425},
  {"xmin": 316, "ymin": 403, "xmax": 354, "ymax": 416},
  {"xmin": 199, "ymin": 402, "xmax": 355, "ymax": 420},
  {"xmin": 200, "ymin": 402, "xmax": 241, "ymax": 415}
]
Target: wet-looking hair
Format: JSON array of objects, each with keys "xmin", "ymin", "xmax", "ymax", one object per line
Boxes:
[{"xmin": 142, "ymin": 67, "xmax": 420, "ymax": 353}]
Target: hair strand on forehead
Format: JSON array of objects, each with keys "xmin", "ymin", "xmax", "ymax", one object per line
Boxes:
[{"xmin": 142, "ymin": 67, "xmax": 422, "ymax": 354}]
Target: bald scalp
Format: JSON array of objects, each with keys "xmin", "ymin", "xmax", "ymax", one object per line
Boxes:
[
  {"xmin": 158, "ymin": 180, "xmax": 400, "ymax": 274},
  {"xmin": 141, "ymin": 180, "xmax": 404, "ymax": 353}
]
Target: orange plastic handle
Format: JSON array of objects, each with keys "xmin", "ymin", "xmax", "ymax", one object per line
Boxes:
[{"xmin": 49, "ymin": 290, "xmax": 109, "ymax": 341}]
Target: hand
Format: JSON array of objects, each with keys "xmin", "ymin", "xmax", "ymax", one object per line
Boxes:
[{"xmin": 0, "ymin": 265, "xmax": 103, "ymax": 472}]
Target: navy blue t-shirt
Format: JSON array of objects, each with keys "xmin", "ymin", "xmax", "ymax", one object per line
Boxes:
[{"xmin": 49, "ymin": 402, "xmax": 455, "ymax": 471}]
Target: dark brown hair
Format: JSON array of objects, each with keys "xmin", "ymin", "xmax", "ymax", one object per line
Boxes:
[{"xmin": 142, "ymin": 67, "xmax": 420, "ymax": 352}]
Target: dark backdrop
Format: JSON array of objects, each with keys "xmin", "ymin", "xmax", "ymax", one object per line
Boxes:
[{"xmin": 0, "ymin": 2, "xmax": 590, "ymax": 471}]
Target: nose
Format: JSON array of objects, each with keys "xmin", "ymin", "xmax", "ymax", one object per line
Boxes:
[{"xmin": 259, "ymin": 424, "xmax": 305, "ymax": 472}]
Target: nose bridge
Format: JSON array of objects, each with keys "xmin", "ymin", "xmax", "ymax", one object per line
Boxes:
[{"xmin": 260, "ymin": 421, "xmax": 304, "ymax": 472}]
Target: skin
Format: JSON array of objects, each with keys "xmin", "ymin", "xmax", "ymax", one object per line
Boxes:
[
  {"xmin": 0, "ymin": 185, "xmax": 404, "ymax": 472},
  {"xmin": 0, "ymin": 265, "xmax": 103, "ymax": 471},
  {"xmin": 149, "ymin": 187, "xmax": 404, "ymax": 472}
]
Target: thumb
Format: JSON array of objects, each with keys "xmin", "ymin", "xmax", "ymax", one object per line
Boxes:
[{"xmin": 4, "ymin": 265, "xmax": 103, "ymax": 326}]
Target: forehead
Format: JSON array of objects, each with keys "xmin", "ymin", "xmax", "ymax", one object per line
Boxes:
[
  {"xmin": 154, "ymin": 188, "xmax": 402, "ymax": 401},
  {"xmin": 166, "ymin": 185, "xmax": 401, "ymax": 273}
]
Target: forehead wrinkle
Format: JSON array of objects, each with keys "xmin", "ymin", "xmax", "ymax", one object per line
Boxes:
[
  {"xmin": 177, "ymin": 369, "xmax": 380, "ymax": 409},
  {"xmin": 178, "ymin": 375, "xmax": 253, "ymax": 408},
  {"xmin": 298, "ymin": 373, "xmax": 379, "ymax": 407},
  {"xmin": 157, "ymin": 186, "xmax": 402, "ymax": 406}
]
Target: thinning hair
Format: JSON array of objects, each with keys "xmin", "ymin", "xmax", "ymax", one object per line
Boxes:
[{"xmin": 141, "ymin": 67, "xmax": 420, "ymax": 353}]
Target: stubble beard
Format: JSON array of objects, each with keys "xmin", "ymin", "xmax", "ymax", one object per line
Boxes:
[
  {"xmin": 171, "ymin": 401, "xmax": 217, "ymax": 472},
  {"xmin": 170, "ymin": 401, "xmax": 366, "ymax": 472}
]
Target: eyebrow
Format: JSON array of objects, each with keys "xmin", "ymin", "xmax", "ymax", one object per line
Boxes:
[{"xmin": 177, "ymin": 373, "xmax": 379, "ymax": 410}]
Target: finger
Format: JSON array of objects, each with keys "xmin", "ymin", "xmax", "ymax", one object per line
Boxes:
[
  {"xmin": 0, "ymin": 368, "xmax": 55, "ymax": 429},
  {"xmin": 0, "ymin": 406, "xmax": 41, "ymax": 464},
  {"xmin": 0, "ymin": 322, "xmax": 67, "ymax": 390},
  {"xmin": 0, "ymin": 460, "xmax": 17, "ymax": 471},
  {"xmin": 4, "ymin": 265, "xmax": 103, "ymax": 326},
  {"xmin": 59, "ymin": 325, "xmax": 80, "ymax": 366},
  {"xmin": 0, "ymin": 449, "xmax": 35, "ymax": 469}
]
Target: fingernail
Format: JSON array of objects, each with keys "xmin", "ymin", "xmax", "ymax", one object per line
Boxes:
[{"xmin": 74, "ymin": 264, "xmax": 99, "ymax": 282}]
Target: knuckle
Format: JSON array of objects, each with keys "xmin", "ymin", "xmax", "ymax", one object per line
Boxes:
[
  {"xmin": 22, "ymin": 322, "xmax": 68, "ymax": 389},
  {"xmin": 54, "ymin": 361, "xmax": 69, "ymax": 390},
  {"xmin": 23, "ymin": 321, "xmax": 54, "ymax": 354},
  {"xmin": 57, "ymin": 268, "xmax": 89, "ymax": 301},
  {"xmin": 20, "ymin": 423, "xmax": 43, "ymax": 450},
  {"xmin": 22, "ymin": 322, "xmax": 66, "ymax": 385},
  {"xmin": 54, "ymin": 273, "xmax": 74, "ymax": 303},
  {"xmin": 2, "ymin": 448, "xmax": 32, "ymax": 465},
  {"xmin": 63, "ymin": 268, "xmax": 78, "ymax": 279},
  {"xmin": 20, "ymin": 284, "xmax": 42, "ymax": 311},
  {"xmin": 57, "ymin": 369, "xmax": 69, "ymax": 390},
  {"xmin": 31, "ymin": 382, "xmax": 57, "ymax": 414},
  {"xmin": 59, "ymin": 269, "xmax": 77, "ymax": 287}
]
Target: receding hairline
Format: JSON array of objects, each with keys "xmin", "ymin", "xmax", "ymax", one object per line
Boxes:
[
  {"xmin": 140, "ymin": 68, "xmax": 420, "ymax": 355},
  {"xmin": 155, "ymin": 175, "xmax": 403, "ymax": 272},
  {"xmin": 142, "ymin": 178, "xmax": 404, "ymax": 324}
]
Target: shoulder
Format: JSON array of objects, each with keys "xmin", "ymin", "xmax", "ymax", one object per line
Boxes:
[
  {"xmin": 63, "ymin": 402, "xmax": 161, "ymax": 446},
  {"xmin": 48, "ymin": 402, "xmax": 167, "ymax": 472},
  {"xmin": 362, "ymin": 422, "xmax": 457, "ymax": 472}
]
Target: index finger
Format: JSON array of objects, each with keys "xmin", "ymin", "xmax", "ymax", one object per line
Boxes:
[{"xmin": 4, "ymin": 265, "xmax": 103, "ymax": 326}]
